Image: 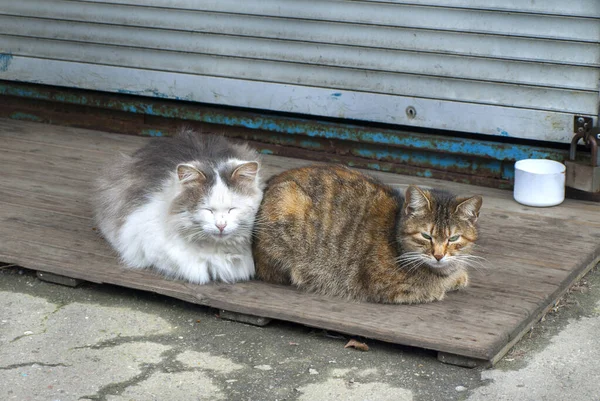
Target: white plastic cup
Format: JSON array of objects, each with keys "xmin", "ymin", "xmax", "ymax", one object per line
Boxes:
[{"xmin": 513, "ymin": 159, "xmax": 566, "ymax": 207}]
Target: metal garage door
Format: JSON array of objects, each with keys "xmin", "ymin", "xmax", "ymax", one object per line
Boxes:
[{"xmin": 1, "ymin": 0, "xmax": 599, "ymax": 143}]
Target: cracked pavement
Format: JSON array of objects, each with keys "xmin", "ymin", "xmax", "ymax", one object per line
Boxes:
[{"xmin": 1, "ymin": 264, "xmax": 599, "ymax": 401}]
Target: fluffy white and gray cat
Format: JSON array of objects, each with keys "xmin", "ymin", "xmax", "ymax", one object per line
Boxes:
[{"xmin": 94, "ymin": 128, "xmax": 263, "ymax": 284}]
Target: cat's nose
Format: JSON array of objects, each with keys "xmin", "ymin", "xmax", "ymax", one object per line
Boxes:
[
  {"xmin": 216, "ymin": 222, "xmax": 227, "ymax": 232},
  {"xmin": 433, "ymin": 253, "xmax": 444, "ymax": 261}
]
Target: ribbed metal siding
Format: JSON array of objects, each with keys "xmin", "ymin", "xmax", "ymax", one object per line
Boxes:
[{"xmin": 1, "ymin": 0, "xmax": 599, "ymax": 143}]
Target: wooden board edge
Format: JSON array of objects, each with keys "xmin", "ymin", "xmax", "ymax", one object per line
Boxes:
[
  {"xmin": 487, "ymin": 253, "xmax": 600, "ymax": 366},
  {"xmin": 6, "ymin": 245, "xmax": 599, "ymax": 363},
  {"xmin": 4, "ymin": 251, "xmax": 494, "ymax": 360}
]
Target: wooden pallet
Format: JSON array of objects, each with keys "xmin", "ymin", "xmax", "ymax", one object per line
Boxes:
[{"xmin": 1, "ymin": 118, "xmax": 598, "ymax": 367}]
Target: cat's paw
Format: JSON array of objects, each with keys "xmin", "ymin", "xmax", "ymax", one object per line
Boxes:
[
  {"xmin": 448, "ymin": 270, "xmax": 469, "ymax": 291},
  {"xmin": 392, "ymin": 288, "xmax": 445, "ymax": 304}
]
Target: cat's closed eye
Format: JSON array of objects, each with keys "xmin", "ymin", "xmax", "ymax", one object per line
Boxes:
[
  {"xmin": 201, "ymin": 208, "xmax": 214, "ymax": 214},
  {"xmin": 228, "ymin": 208, "xmax": 237, "ymax": 213}
]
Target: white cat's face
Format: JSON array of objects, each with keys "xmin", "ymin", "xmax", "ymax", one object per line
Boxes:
[
  {"xmin": 194, "ymin": 173, "xmax": 262, "ymax": 240},
  {"xmin": 170, "ymin": 160, "xmax": 262, "ymax": 244}
]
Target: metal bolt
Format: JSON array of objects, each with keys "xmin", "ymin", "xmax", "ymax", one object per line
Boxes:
[{"xmin": 577, "ymin": 117, "xmax": 585, "ymax": 124}]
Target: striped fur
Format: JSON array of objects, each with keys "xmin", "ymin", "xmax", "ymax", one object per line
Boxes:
[{"xmin": 253, "ymin": 165, "xmax": 482, "ymax": 304}]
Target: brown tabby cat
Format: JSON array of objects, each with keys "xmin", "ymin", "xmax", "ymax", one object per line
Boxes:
[{"xmin": 253, "ymin": 165, "xmax": 483, "ymax": 304}]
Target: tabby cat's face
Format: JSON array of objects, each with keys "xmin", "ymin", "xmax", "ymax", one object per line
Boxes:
[{"xmin": 398, "ymin": 186, "xmax": 482, "ymax": 274}]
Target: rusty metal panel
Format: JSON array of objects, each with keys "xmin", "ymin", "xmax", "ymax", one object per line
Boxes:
[{"xmin": 0, "ymin": 81, "xmax": 578, "ymax": 190}]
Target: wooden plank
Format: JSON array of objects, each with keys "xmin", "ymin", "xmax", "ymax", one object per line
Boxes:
[
  {"xmin": 0, "ymin": 204, "xmax": 537, "ymax": 319},
  {"xmin": 0, "ymin": 185, "xmax": 92, "ymax": 217},
  {"xmin": 487, "ymin": 254, "xmax": 600, "ymax": 366},
  {"xmin": 0, "ymin": 119, "xmax": 145, "ymax": 153},
  {"xmin": 0, "ymin": 196, "xmax": 588, "ymax": 358},
  {"xmin": 1, "ymin": 149, "xmax": 107, "ymax": 180},
  {"xmin": 4, "ymin": 118, "xmax": 596, "ymax": 224},
  {"xmin": 0, "ymin": 135, "xmax": 124, "ymax": 165},
  {"xmin": 0, "ymin": 199, "xmax": 584, "ymax": 287},
  {"xmin": 0, "ymin": 238, "xmax": 507, "ymax": 359},
  {"xmin": 0, "ymin": 119, "xmax": 599, "ymax": 364},
  {"xmin": 0, "ymin": 170, "xmax": 92, "ymax": 201}
]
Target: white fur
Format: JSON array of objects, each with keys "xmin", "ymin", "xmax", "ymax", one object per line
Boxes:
[{"xmin": 104, "ymin": 166, "xmax": 262, "ymax": 284}]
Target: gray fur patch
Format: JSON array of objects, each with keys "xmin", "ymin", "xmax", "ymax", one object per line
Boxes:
[{"xmin": 94, "ymin": 128, "xmax": 260, "ymax": 229}]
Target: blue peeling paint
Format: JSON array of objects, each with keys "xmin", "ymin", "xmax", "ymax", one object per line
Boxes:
[
  {"xmin": 0, "ymin": 53, "xmax": 12, "ymax": 72},
  {"xmin": 496, "ymin": 128, "xmax": 510, "ymax": 137},
  {"xmin": 502, "ymin": 163, "xmax": 515, "ymax": 181},
  {"xmin": 353, "ymin": 147, "xmax": 504, "ymax": 177},
  {"xmin": 10, "ymin": 112, "xmax": 42, "ymax": 122},
  {"xmin": 259, "ymin": 149, "xmax": 274, "ymax": 155},
  {"xmin": 141, "ymin": 129, "xmax": 163, "ymax": 137},
  {"xmin": 0, "ymin": 81, "xmax": 569, "ymax": 187},
  {"xmin": 198, "ymin": 115, "xmax": 557, "ymax": 162},
  {"xmin": 118, "ymin": 88, "xmax": 185, "ymax": 102}
]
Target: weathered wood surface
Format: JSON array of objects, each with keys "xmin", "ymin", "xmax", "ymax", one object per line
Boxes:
[{"xmin": 0, "ymin": 118, "xmax": 598, "ymax": 363}]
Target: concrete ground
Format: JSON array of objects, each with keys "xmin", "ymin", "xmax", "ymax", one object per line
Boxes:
[{"xmin": 1, "ymin": 263, "xmax": 599, "ymax": 401}]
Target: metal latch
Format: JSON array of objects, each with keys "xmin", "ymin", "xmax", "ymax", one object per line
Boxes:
[{"xmin": 565, "ymin": 116, "xmax": 600, "ymax": 193}]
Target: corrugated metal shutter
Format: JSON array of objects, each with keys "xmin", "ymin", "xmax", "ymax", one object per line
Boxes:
[{"xmin": 1, "ymin": 0, "xmax": 598, "ymax": 143}]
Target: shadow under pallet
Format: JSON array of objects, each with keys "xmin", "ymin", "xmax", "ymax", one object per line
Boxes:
[{"xmin": 1, "ymin": 119, "xmax": 598, "ymax": 367}]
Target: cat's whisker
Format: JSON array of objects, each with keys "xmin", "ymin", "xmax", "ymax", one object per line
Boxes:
[
  {"xmin": 396, "ymin": 253, "xmax": 425, "ymax": 261},
  {"xmin": 457, "ymin": 254, "xmax": 488, "ymax": 262},
  {"xmin": 396, "ymin": 251, "xmax": 424, "ymax": 261},
  {"xmin": 396, "ymin": 257, "xmax": 425, "ymax": 268},
  {"xmin": 407, "ymin": 260, "xmax": 427, "ymax": 273},
  {"xmin": 397, "ymin": 254, "xmax": 428, "ymax": 272},
  {"xmin": 452, "ymin": 254, "xmax": 489, "ymax": 271},
  {"xmin": 396, "ymin": 254, "xmax": 424, "ymax": 262}
]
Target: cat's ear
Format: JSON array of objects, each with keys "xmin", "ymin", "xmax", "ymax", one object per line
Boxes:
[
  {"xmin": 176, "ymin": 164, "xmax": 206, "ymax": 184},
  {"xmin": 454, "ymin": 195, "xmax": 483, "ymax": 223},
  {"xmin": 231, "ymin": 161, "xmax": 259, "ymax": 182},
  {"xmin": 404, "ymin": 185, "xmax": 432, "ymax": 216}
]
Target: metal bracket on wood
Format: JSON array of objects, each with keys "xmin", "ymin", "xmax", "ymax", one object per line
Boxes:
[
  {"xmin": 566, "ymin": 116, "xmax": 600, "ymax": 194},
  {"xmin": 218, "ymin": 310, "xmax": 272, "ymax": 327},
  {"xmin": 36, "ymin": 271, "xmax": 83, "ymax": 287},
  {"xmin": 437, "ymin": 352, "xmax": 489, "ymax": 368},
  {"xmin": 571, "ymin": 116, "xmax": 599, "ymax": 167},
  {"xmin": 574, "ymin": 116, "xmax": 593, "ymax": 136}
]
